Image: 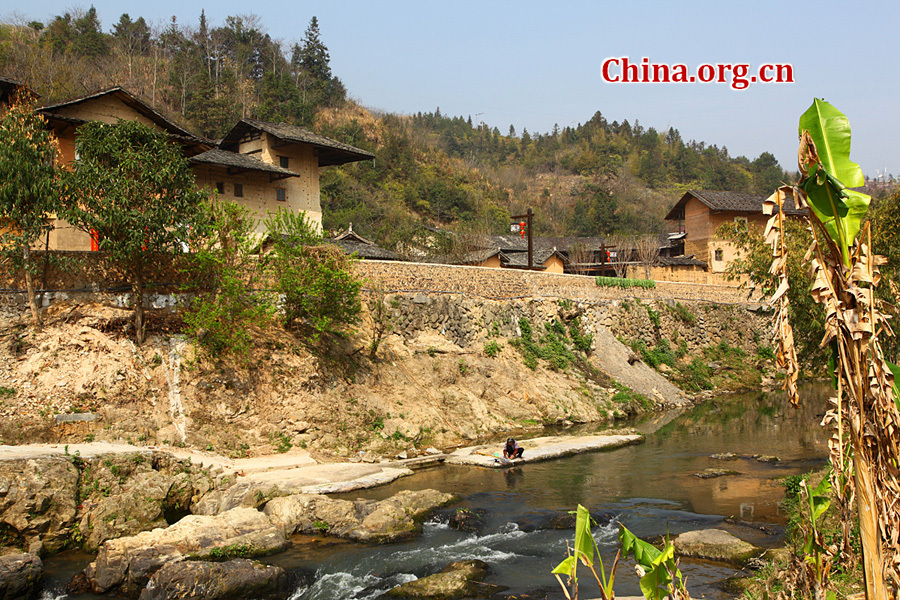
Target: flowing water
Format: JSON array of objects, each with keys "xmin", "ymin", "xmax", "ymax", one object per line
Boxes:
[{"xmin": 40, "ymin": 383, "xmax": 832, "ymax": 599}]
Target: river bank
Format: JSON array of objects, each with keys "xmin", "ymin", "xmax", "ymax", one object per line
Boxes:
[{"xmin": 0, "ymin": 294, "xmax": 774, "ymax": 460}]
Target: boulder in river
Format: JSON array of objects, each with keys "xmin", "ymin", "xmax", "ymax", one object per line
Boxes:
[
  {"xmin": 82, "ymin": 507, "xmax": 289, "ymax": 597},
  {"xmin": 694, "ymin": 468, "xmax": 740, "ymax": 479},
  {"xmin": 264, "ymin": 489, "xmax": 455, "ymax": 543},
  {"xmin": 0, "ymin": 552, "xmax": 43, "ymax": 600},
  {"xmin": 383, "ymin": 559, "xmax": 507, "ymax": 599},
  {"xmin": 138, "ymin": 558, "xmax": 292, "ymax": 600},
  {"xmin": 673, "ymin": 529, "xmax": 762, "ymax": 564},
  {"xmin": 0, "ymin": 457, "xmax": 79, "ymax": 553}
]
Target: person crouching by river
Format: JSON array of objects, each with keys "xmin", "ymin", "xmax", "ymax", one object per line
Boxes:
[{"xmin": 504, "ymin": 438, "xmax": 524, "ymax": 459}]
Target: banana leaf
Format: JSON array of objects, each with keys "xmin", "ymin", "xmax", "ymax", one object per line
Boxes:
[{"xmin": 798, "ymin": 99, "xmax": 870, "ymax": 266}]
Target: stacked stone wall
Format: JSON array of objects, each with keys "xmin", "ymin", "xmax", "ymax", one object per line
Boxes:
[
  {"xmin": 355, "ymin": 260, "xmax": 760, "ymax": 305},
  {"xmin": 380, "ymin": 291, "xmax": 771, "ymax": 357}
]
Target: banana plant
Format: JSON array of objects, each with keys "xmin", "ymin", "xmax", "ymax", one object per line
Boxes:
[
  {"xmin": 766, "ymin": 99, "xmax": 900, "ymax": 600},
  {"xmin": 552, "ymin": 504, "xmax": 619, "ymax": 600},
  {"xmin": 619, "ymin": 525, "xmax": 688, "ymax": 600}
]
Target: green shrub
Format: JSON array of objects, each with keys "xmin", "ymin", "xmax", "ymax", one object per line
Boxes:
[
  {"xmin": 680, "ymin": 358, "xmax": 714, "ymax": 391},
  {"xmin": 646, "ymin": 305, "xmax": 661, "ymax": 328},
  {"xmin": 632, "ymin": 339, "xmax": 676, "ymax": 369},
  {"xmin": 265, "ymin": 209, "xmax": 362, "ymax": 341},
  {"xmin": 483, "ymin": 340, "xmax": 502, "ymax": 357},
  {"xmin": 758, "ymin": 346, "xmax": 776, "ymax": 360},
  {"xmin": 182, "ymin": 199, "xmax": 273, "ymax": 362}
]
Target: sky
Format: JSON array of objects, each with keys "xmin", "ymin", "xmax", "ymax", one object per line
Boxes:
[{"xmin": 4, "ymin": 0, "xmax": 899, "ymax": 179}]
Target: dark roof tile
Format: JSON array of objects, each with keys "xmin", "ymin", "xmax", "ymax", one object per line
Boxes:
[
  {"xmin": 665, "ymin": 189, "xmax": 806, "ymax": 220},
  {"xmin": 190, "ymin": 148, "xmax": 298, "ymax": 177},
  {"xmin": 220, "ymin": 119, "xmax": 374, "ymax": 166}
]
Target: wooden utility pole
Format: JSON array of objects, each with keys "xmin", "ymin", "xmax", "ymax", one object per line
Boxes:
[{"xmin": 511, "ymin": 208, "xmax": 535, "ymax": 270}]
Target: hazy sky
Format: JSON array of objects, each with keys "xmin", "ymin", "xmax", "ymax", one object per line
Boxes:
[{"xmin": 5, "ymin": 0, "xmax": 899, "ymax": 178}]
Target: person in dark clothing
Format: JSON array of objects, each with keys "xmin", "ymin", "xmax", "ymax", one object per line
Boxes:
[{"xmin": 503, "ymin": 437, "xmax": 524, "ymax": 459}]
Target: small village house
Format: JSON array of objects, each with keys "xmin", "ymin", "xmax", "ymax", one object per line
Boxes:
[
  {"xmin": 664, "ymin": 189, "xmax": 805, "ymax": 276},
  {"xmin": 23, "ymin": 85, "xmax": 372, "ymax": 250}
]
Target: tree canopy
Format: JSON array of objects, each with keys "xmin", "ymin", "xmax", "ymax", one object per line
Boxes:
[
  {"xmin": 64, "ymin": 119, "xmax": 208, "ymax": 343},
  {"xmin": 0, "ymin": 94, "xmax": 61, "ymax": 329}
]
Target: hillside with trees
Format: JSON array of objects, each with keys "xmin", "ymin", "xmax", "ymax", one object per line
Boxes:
[{"xmin": 0, "ymin": 8, "xmax": 792, "ymax": 253}]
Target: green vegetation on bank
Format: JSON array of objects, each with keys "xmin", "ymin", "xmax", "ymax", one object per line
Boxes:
[{"xmin": 595, "ymin": 276, "xmax": 656, "ymax": 289}]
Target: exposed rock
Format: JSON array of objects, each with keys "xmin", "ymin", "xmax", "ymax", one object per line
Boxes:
[
  {"xmin": 384, "ymin": 560, "xmax": 506, "ymax": 599},
  {"xmin": 138, "ymin": 559, "xmax": 292, "ymax": 600},
  {"xmin": 264, "ymin": 489, "xmax": 455, "ymax": 543},
  {"xmin": 191, "ymin": 481, "xmax": 281, "ymax": 516},
  {"xmin": 673, "ymin": 529, "xmax": 762, "ymax": 564},
  {"xmin": 82, "ymin": 507, "xmax": 289, "ymax": 597},
  {"xmin": 710, "ymin": 452, "xmax": 739, "ymax": 461},
  {"xmin": 694, "ymin": 468, "xmax": 740, "ymax": 479},
  {"xmin": 755, "ymin": 455, "xmax": 781, "ymax": 464},
  {"xmin": 76, "ymin": 453, "xmax": 217, "ymax": 551},
  {"xmin": 80, "ymin": 470, "xmax": 173, "ymax": 551},
  {"xmin": 0, "ymin": 457, "xmax": 79, "ymax": 553},
  {"xmin": 0, "ymin": 552, "xmax": 43, "ymax": 600},
  {"xmin": 446, "ymin": 508, "xmax": 486, "ymax": 534}
]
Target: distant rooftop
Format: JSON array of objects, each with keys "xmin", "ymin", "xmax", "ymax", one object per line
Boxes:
[{"xmin": 220, "ymin": 119, "xmax": 374, "ymax": 167}]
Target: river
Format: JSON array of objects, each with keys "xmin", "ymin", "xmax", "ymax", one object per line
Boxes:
[{"xmin": 40, "ymin": 382, "xmax": 832, "ymax": 599}]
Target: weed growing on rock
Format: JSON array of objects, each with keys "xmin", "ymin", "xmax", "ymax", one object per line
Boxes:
[
  {"xmin": 757, "ymin": 346, "xmax": 776, "ymax": 361},
  {"xmin": 207, "ymin": 543, "xmax": 255, "ymax": 560},
  {"xmin": 483, "ymin": 340, "xmax": 502, "ymax": 357},
  {"xmin": 611, "ymin": 382, "xmax": 654, "ymax": 412},
  {"xmin": 272, "ymin": 433, "xmax": 292, "ymax": 453},
  {"xmin": 678, "ymin": 358, "xmax": 714, "ymax": 391},
  {"xmin": 668, "ymin": 301, "xmax": 697, "ymax": 325}
]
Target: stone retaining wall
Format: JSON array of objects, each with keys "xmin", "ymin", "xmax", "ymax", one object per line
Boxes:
[
  {"xmin": 354, "ymin": 260, "xmax": 760, "ymax": 305},
  {"xmin": 379, "ymin": 291, "xmax": 771, "ymax": 356}
]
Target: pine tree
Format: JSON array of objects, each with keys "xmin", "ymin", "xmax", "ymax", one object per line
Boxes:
[{"xmin": 72, "ymin": 6, "xmax": 108, "ymax": 57}]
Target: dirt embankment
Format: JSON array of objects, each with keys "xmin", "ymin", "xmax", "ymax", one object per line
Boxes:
[{"xmin": 0, "ymin": 294, "xmax": 760, "ymax": 461}]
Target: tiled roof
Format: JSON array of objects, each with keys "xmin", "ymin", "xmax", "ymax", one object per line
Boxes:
[
  {"xmin": 220, "ymin": 119, "xmax": 374, "ymax": 166},
  {"xmin": 665, "ymin": 189, "xmax": 806, "ymax": 220},
  {"xmin": 458, "ymin": 248, "xmax": 502, "ymax": 264},
  {"xmin": 503, "ymin": 248, "xmax": 568, "ymax": 268},
  {"xmin": 190, "ymin": 148, "xmax": 298, "ymax": 178},
  {"xmin": 658, "ymin": 255, "xmax": 707, "ymax": 267},
  {"xmin": 331, "ymin": 240, "xmax": 397, "ymax": 260},
  {"xmin": 486, "ymin": 235, "xmax": 611, "ymax": 253},
  {"xmin": 0, "ymin": 76, "xmax": 39, "ymax": 102},
  {"xmin": 37, "ymin": 87, "xmax": 202, "ymax": 142}
]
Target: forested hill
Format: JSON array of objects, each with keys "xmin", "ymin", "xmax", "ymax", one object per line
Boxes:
[{"xmin": 0, "ymin": 9, "xmax": 790, "ymax": 251}]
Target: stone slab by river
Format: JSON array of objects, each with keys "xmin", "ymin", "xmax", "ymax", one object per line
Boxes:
[{"xmin": 445, "ymin": 433, "xmax": 644, "ymax": 467}]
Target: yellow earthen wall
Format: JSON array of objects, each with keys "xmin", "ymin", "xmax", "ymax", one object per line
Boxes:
[
  {"xmin": 50, "ymin": 96, "xmax": 161, "ymax": 128},
  {"xmin": 473, "ymin": 255, "xmax": 502, "ymax": 268},
  {"xmin": 543, "ymin": 255, "xmax": 565, "ymax": 274},
  {"xmin": 234, "ymin": 133, "xmax": 322, "ymax": 230}
]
